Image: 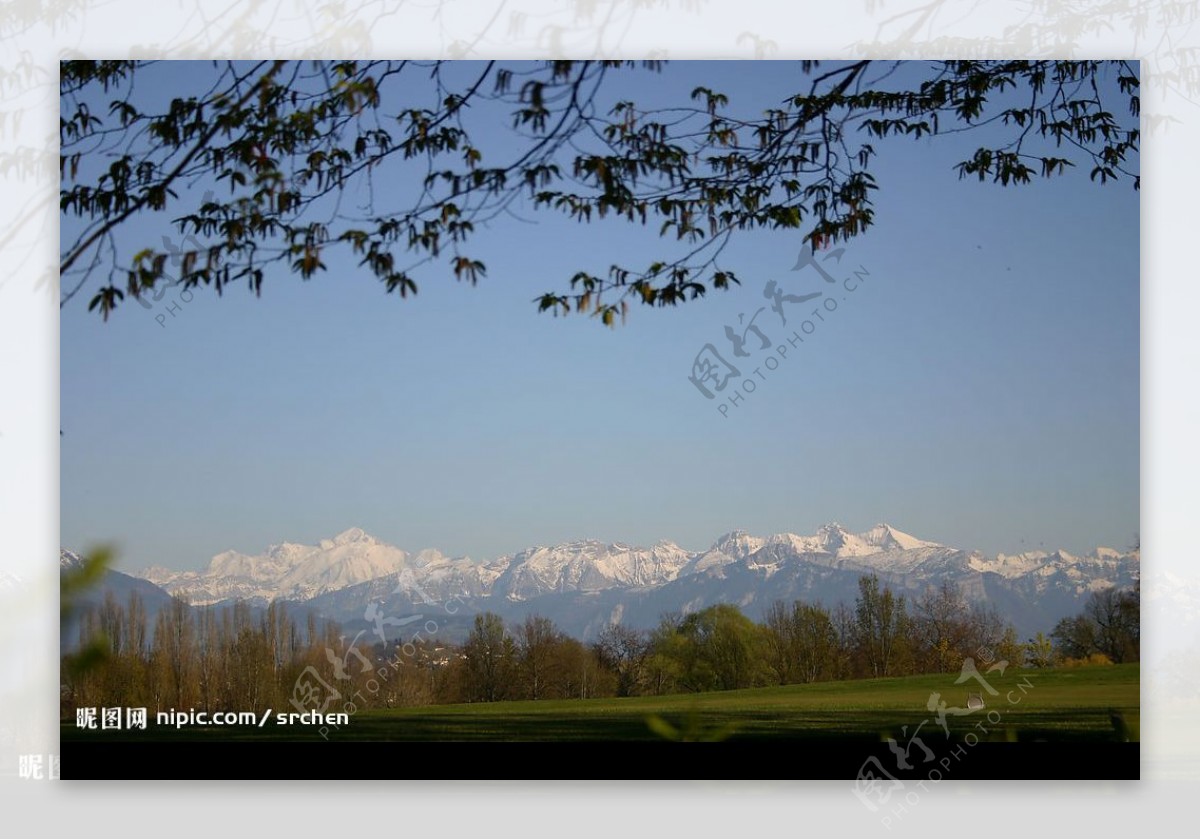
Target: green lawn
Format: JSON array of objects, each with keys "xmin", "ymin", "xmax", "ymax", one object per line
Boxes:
[{"xmin": 62, "ymin": 663, "xmax": 1139, "ymax": 742}]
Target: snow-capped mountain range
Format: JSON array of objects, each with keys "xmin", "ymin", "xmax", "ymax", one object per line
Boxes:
[
  {"xmin": 140, "ymin": 527, "xmax": 423, "ymax": 604},
  {"xmin": 127, "ymin": 524, "xmax": 1139, "ymax": 639}
]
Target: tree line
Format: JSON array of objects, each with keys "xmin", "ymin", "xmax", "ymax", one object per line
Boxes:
[
  {"xmin": 64, "ymin": 595, "xmax": 352, "ymax": 716},
  {"xmin": 62, "ymin": 574, "xmax": 1138, "ymax": 717}
]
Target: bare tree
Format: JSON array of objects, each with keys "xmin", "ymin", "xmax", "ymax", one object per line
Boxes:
[
  {"xmin": 853, "ymin": 575, "xmax": 908, "ymax": 678},
  {"xmin": 462, "ymin": 612, "xmax": 515, "ymax": 703},
  {"xmin": 516, "ymin": 615, "xmax": 562, "ymax": 700},
  {"xmin": 151, "ymin": 596, "xmax": 195, "ymax": 710},
  {"xmin": 912, "ymin": 581, "xmax": 972, "ymax": 672},
  {"xmin": 595, "ymin": 622, "xmax": 650, "ymax": 696}
]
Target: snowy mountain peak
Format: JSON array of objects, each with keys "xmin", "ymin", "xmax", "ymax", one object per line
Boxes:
[
  {"xmin": 142, "ymin": 528, "xmax": 410, "ymax": 605},
  {"xmin": 715, "ymin": 529, "xmax": 751, "ymax": 540},
  {"xmin": 314, "ymin": 528, "xmax": 383, "ymax": 551},
  {"xmin": 711, "ymin": 530, "xmax": 766, "ymax": 555},
  {"xmin": 321, "ymin": 527, "xmax": 376, "ymax": 548},
  {"xmin": 816, "ymin": 522, "xmax": 850, "ymax": 548},
  {"xmin": 490, "ymin": 537, "xmax": 693, "ymax": 602},
  {"xmin": 861, "ymin": 523, "xmax": 940, "ymax": 551},
  {"xmin": 410, "ymin": 547, "xmax": 452, "ymax": 567}
]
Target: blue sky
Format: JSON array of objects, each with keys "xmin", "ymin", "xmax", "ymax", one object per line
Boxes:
[{"xmin": 60, "ymin": 61, "xmax": 1139, "ymax": 572}]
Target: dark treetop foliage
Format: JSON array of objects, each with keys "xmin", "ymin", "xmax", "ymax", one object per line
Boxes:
[{"xmin": 60, "ymin": 60, "xmax": 1139, "ymax": 324}]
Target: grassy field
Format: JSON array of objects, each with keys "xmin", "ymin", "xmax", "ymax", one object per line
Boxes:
[{"xmin": 63, "ymin": 663, "xmax": 1138, "ymax": 742}]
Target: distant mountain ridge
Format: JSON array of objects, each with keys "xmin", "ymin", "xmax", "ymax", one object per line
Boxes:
[{"xmin": 128, "ymin": 524, "xmax": 1139, "ymax": 639}]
